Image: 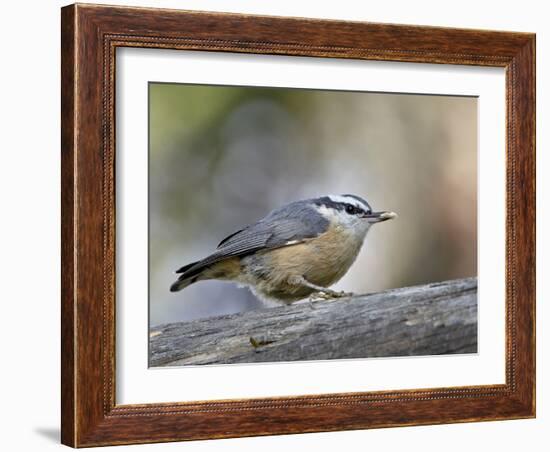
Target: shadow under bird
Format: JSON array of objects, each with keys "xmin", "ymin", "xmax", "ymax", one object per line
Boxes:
[{"xmin": 170, "ymin": 194, "xmax": 397, "ymax": 305}]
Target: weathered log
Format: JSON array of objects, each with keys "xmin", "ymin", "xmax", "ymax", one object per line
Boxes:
[{"xmin": 150, "ymin": 277, "xmax": 477, "ymax": 366}]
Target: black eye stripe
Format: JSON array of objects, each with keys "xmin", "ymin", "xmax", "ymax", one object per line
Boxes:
[
  {"xmin": 312, "ymin": 196, "xmax": 371, "ymax": 215},
  {"xmin": 345, "ymin": 204, "xmax": 357, "ymax": 214}
]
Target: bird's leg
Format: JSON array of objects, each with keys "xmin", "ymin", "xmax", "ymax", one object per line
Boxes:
[{"xmin": 288, "ymin": 275, "xmax": 354, "ymax": 302}]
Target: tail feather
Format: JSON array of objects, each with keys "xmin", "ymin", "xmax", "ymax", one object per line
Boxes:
[
  {"xmin": 171, "ymin": 258, "xmax": 218, "ymax": 292},
  {"xmin": 175, "ymin": 260, "xmax": 199, "ymax": 274},
  {"xmin": 170, "ymin": 273, "xmax": 200, "ymax": 292},
  {"xmin": 171, "ymin": 259, "xmax": 202, "ymax": 292},
  {"xmin": 170, "ymin": 256, "xmax": 241, "ymax": 292}
]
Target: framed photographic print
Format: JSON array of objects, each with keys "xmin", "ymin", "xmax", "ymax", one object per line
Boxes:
[{"xmin": 61, "ymin": 3, "xmax": 535, "ymax": 447}]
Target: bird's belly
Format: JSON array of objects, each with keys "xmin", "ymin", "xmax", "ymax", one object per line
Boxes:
[
  {"xmin": 240, "ymin": 232, "xmax": 363, "ymax": 302},
  {"xmin": 302, "ymin": 240, "xmax": 360, "ymax": 287}
]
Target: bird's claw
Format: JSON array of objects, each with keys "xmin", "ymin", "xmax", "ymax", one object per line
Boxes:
[
  {"xmin": 334, "ymin": 290, "xmax": 354, "ymax": 298},
  {"xmin": 308, "ymin": 290, "xmax": 354, "ymax": 302}
]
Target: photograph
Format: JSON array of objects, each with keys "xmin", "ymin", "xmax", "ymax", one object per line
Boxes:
[{"xmin": 148, "ymin": 82, "xmax": 478, "ymax": 366}]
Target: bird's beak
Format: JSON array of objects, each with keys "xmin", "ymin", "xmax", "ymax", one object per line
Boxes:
[{"xmin": 363, "ymin": 211, "xmax": 398, "ymax": 223}]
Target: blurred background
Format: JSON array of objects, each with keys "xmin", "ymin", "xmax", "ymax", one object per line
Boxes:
[{"xmin": 149, "ymin": 83, "xmax": 477, "ymax": 327}]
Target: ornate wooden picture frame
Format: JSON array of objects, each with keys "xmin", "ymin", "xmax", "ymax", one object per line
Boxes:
[{"xmin": 61, "ymin": 3, "xmax": 535, "ymax": 447}]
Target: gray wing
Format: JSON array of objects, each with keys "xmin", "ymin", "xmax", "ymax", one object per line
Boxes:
[
  {"xmin": 215, "ymin": 201, "xmax": 329, "ymax": 254},
  {"xmin": 177, "ymin": 202, "xmax": 329, "ymax": 278}
]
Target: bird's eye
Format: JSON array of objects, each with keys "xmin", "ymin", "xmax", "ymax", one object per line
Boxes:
[{"xmin": 345, "ymin": 204, "xmax": 356, "ymax": 215}]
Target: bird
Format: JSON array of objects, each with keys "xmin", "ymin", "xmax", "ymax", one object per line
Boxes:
[{"xmin": 170, "ymin": 194, "xmax": 397, "ymax": 305}]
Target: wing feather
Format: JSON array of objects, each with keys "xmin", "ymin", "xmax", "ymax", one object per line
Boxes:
[{"xmin": 176, "ymin": 203, "xmax": 329, "ymax": 279}]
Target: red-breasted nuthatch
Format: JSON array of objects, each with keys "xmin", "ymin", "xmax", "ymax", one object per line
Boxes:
[{"xmin": 170, "ymin": 194, "xmax": 397, "ymax": 305}]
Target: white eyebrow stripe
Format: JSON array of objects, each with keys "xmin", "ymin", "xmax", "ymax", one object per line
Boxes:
[{"xmin": 328, "ymin": 194, "xmax": 369, "ymax": 210}]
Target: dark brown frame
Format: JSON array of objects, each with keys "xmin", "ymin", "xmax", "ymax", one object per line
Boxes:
[{"xmin": 61, "ymin": 3, "xmax": 536, "ymax": 447}]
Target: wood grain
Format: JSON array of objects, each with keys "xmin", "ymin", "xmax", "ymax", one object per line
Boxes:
[
  {"xmin": 151, "ymin": 278, "xmax": 477, "ymax": 366},
  {"xmin": 61, "ymin": 3, "xmax": 535, "ymax": 447},
  {"xmin": 60, "ymin": 5, "xmax": 76, "ymax": 446}
]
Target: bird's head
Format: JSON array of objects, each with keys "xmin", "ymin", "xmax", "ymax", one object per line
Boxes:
[{"xmin": 312, "ymin": 194, "xmax": 397, "ymax": 238}]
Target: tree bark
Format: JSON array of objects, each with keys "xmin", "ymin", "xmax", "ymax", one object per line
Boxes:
[{"xmin": 150, "ymin": 277, "xmax": 477, "ymax": 366}]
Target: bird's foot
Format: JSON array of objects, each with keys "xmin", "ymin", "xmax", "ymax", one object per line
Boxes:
[
  {"xmin": 308, "ymin": 289, "xmax": 354, "ymax": 303},
  {"xmin": 331, "ymin": 290, "xmax": 355, "ymax": 298}
]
